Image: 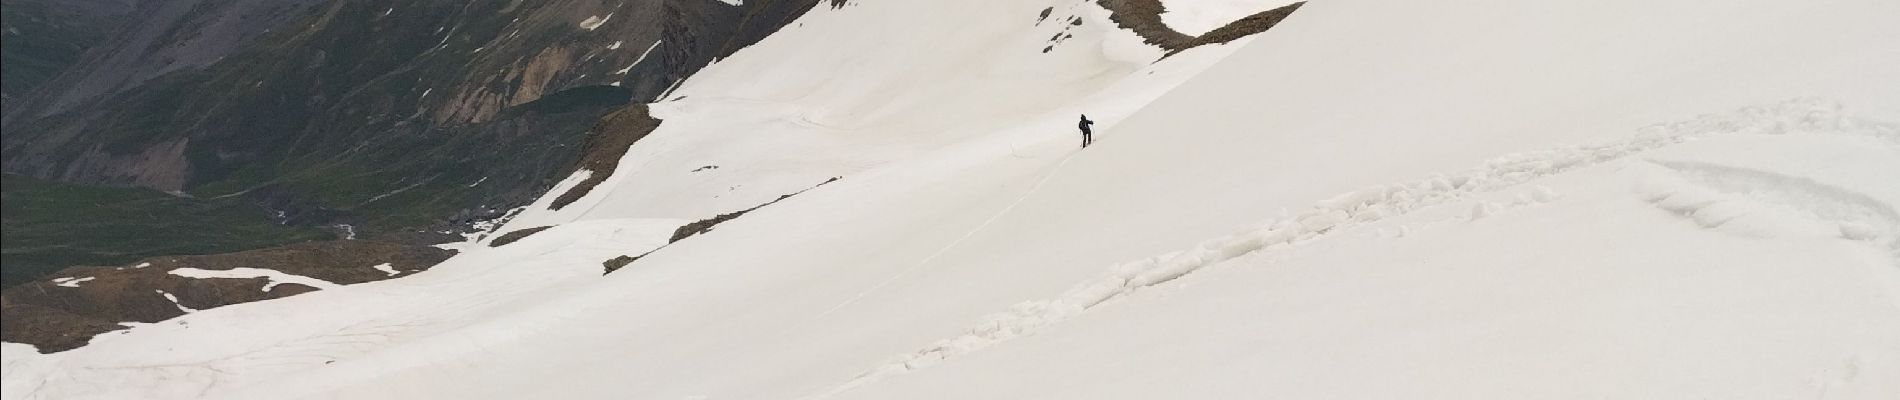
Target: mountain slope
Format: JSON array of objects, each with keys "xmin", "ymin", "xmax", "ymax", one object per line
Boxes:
[
  {"xmin": 0, "ymin": 0, "xmax": 836, "ymax": 288},
  {"xmin": 3, "ymin": 0, "xmax": 1897, "ymax": 399},
  {"xmin": 0, "ymin": 0, "xmax": 138, "ymax": 109}
]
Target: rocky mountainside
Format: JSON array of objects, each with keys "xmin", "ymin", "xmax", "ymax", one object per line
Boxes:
[
  {"xmin": 0, "ymin": 0, "xmax": 1313, "ymax": 354},
  {"xmin": 1, "ymin": 0, "xmax": 840, "ymax": 287},
  {"xmin": 0, "ymin": 0, "xmax": 139, "ymax": 109},
  {"xmin": 4, "ymin": 0, "xmax": 1896, "ymax": 397},
  {"xmin": 1, "ymin": 0, "xmax": 842, "ymax": 351}
]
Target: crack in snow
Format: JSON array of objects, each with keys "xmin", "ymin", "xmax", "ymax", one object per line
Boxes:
[{"xmin": 1642, "ymin": 160, "xmax": 1900, "ymax": 256}]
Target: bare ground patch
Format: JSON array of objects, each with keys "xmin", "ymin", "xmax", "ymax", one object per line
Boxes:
[
  {"xmin": 550, "ymin": 104, "xmax": 663, "ymax": 210},
  {"xmin": 1093, "ymin": 0, "xmax": 1306, "ymax": 57},
  {"xmin": 1, "ymin": 240, "xmax": 453, "ymax": 353},
  {"xmin": 489, "ymin": 225, "xmax": 554, "ymax": 247},
  {"xmin": 603, "ymin": 177, "xmax": 840, "ymax": 275}
]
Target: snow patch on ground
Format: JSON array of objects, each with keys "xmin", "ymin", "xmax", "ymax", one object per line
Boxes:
[
  {"xmin": 169, "ymin": 268, "xmax": 343, "ymax": 293},
  {"xmin": 579, "ymin": 14, "xmax": 612, "ymax": 31},
  {"xmin": 614, "ymin": 40, "xmax": 662, "ymax": 75},
  {"xmin": 49, "ymin": 277, "xmax": 95, "ymax": 288},
  {"xmin": 155, "ymin": 290, "xmax": 198, "ymax": 313},
  {"xmin": 370, "ymin": 263, "xmax": 401, "ymax": 277}
]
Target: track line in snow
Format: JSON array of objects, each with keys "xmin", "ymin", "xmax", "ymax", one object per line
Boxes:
[
  {"xmin": 805, "ymin": 98, "xmax": 1898, "ymax": 398},
  {"xmin": 1641, "ymin": 160, "xmax": 1900, "ymax": 254}
]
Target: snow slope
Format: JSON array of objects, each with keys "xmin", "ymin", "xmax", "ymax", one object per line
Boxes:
[
  {"xmin": 2, "ymin": 218, "xmax": 684, "ymax": 399},
  {"xmin": 5, "ymin": 0, "xmax": 1898, "ymax": 399},
  {"xmin": 3, "ymin": 0, "xmax": 1261, "ymax": 397},
  {"xmin": 823, "ymin": 99, "xmax": 1900, "ymax": 399}
]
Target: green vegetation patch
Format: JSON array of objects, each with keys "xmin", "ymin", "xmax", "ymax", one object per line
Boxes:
[{"xmin": 1, "ymin": 174, "xmax": 332, "ymax": 288}]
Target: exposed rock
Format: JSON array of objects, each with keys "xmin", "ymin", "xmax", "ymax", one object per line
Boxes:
[
  {"xmin": 670, "ymin": 177, "xmax": 838, "ymax": 242},
  {"xmin": 1095, "ymin": 0, "xmax": 1193, "ymax": 50},
  {"xmin": 551, "ymin": 104, "xmax": 662, "ymax": 209},
  {"xmin": 489, "ymin": 225, "xmax": 554, "ymax": 247},
  {"xmin": 598, "ymin": 177, "xmax": 839, "ymax": 277},
  {"xmin": 602, "ymin": 255, "xmax": 638, "ymax": 275},
  {"xmin": 2, "ymin": 0, "xmax": 321, "ymax": 122},
  {"xmin": 0, "ymin": 0, "xmax": 141, "ymax": 110},
  {"xmin": 1170, "ymin": 2, "xmax": 1304, "ymax": 56},
  {"xmin": 1093, "ymin": 0, "xmax": 1305, "ymax": 57}
]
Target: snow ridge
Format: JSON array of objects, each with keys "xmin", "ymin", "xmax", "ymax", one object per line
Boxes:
[{"xmin": 810, "ymin": 98, "xmax": 1896, "ymax": 398}]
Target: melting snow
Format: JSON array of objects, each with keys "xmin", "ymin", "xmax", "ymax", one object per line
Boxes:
[
  {"xmin": 169, "ymin": 267, "xmax": 343, "ymax": 293},
  {"xmin": 615, "ymin": 40, "xmax": 662, "ymax": 75},
  {"xmin": 154, "ymin": 290, "xmax": 198, "ymax": 313},
  {"xmin": 579, "ymin": 14, "xmax": 613, "ymax": 31},
  {"xmin": 371, "ymin": 263, "xmax": 401, "ymax": 277},
  {"xmin": 50, "ymin": 276, "xmax": 96, "ymax": 288}
]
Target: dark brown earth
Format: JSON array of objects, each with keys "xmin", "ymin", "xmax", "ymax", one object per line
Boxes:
[
  {"xmin": 601, "ymin": 255, "xmax": 638, "ymax": 275},
  {"xmin": 670, "ymin": 177, "xmax": 839, "ymax": 242},
  {"xmin": 550, "ymin": 104, "xmax": 664, "ymax": 210},
  {"xmin": 1096, "ymin": 0, "xmax": 1195, "ymax": 49},
  {"xmin": 489, "ymin": 225, "xmax": 554, "ymax": 247},
  {"xmin": 1, "ymin": 240, "xmax": 452, "ymax": 353},
  {"xmin": 1172, "ymin": 2, "xmax": 1304, "ymax": 55},
  {"xmin": 1094, "ymin": 0, "xmax": 1305, "ymax": 56}
]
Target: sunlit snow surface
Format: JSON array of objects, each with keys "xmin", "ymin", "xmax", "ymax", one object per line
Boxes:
[{"xmin": 4, "ymin": 0, "xmax": 1897, "ymax": 399}]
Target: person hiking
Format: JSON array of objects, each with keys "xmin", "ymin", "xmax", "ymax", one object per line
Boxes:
[{"xmin": 1077, "ymin": 114, "xmax": 1095, "ymax": 148}]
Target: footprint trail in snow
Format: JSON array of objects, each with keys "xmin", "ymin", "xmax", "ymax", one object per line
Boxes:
[{"xmin": 807, "ymin": 98, "xmax": 1900, "ymax": 398}]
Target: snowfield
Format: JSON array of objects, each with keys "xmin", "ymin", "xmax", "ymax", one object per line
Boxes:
[{"xmin": 4, "ymin": 0, "xmax": 1898, "ymax": 399}]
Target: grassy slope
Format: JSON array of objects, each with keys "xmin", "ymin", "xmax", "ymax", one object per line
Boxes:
[{"xmin": 1, "ymin": 174, "xmax": 332, "ymax": 288}]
